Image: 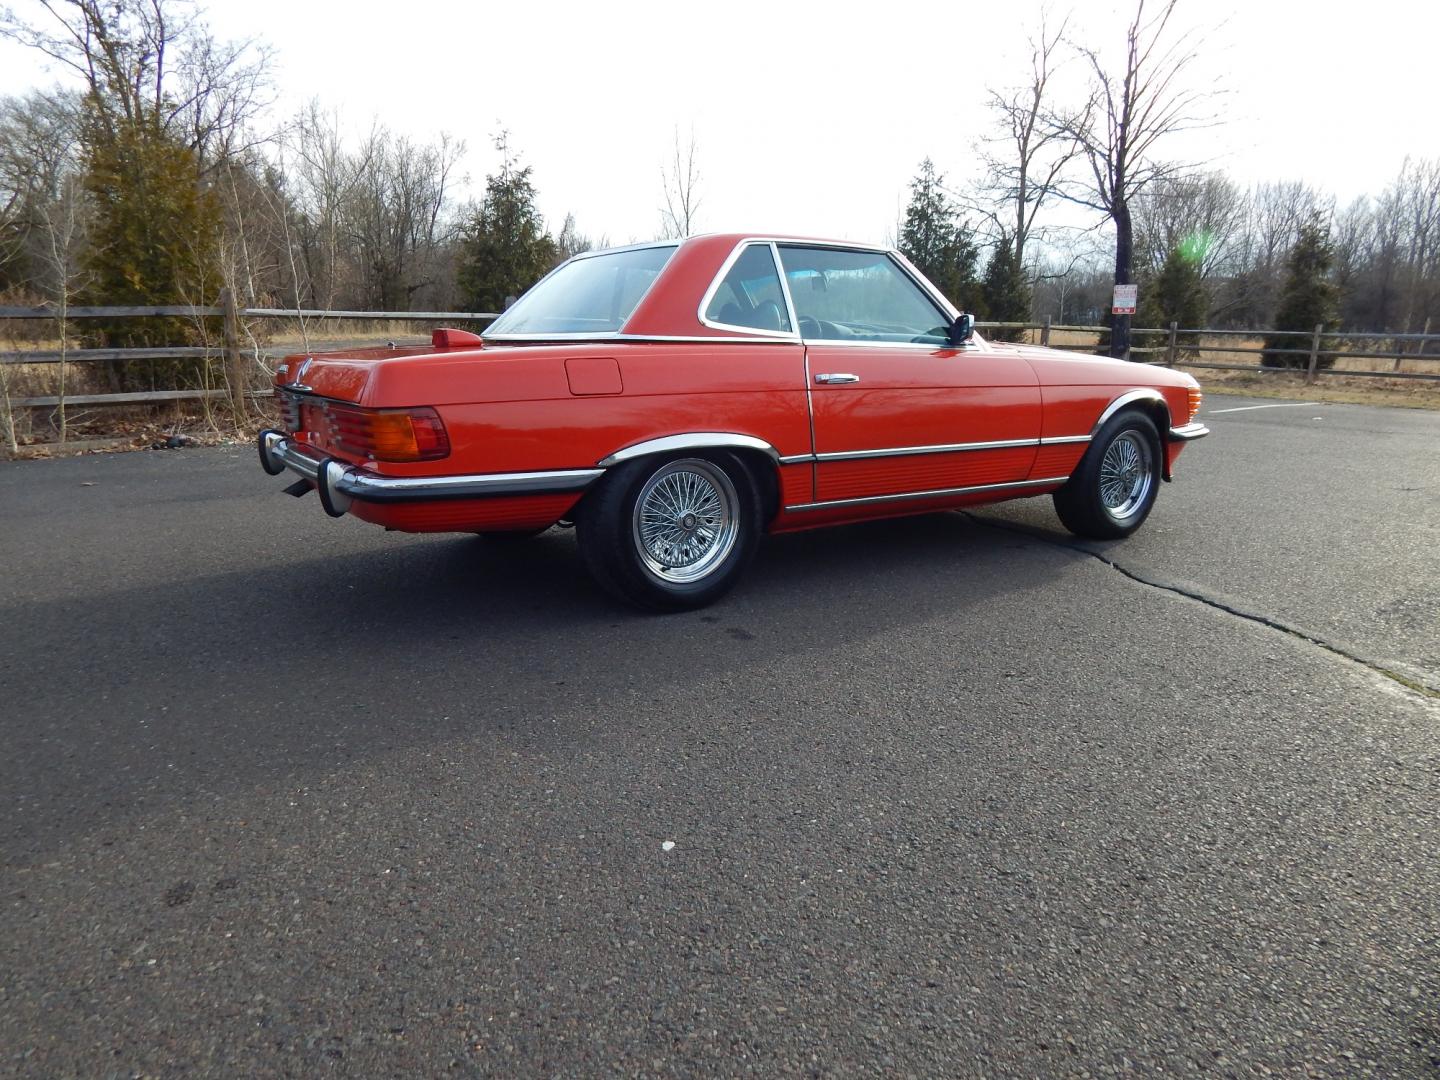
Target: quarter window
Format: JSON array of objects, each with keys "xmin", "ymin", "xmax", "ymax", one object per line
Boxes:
[
  {"xmin": 703, "ymin": 244, "xmax": 792, "ymax": 333},
  {"xmin": 777, "ymin": 246, "xmax": 951, "ymax": 344}
]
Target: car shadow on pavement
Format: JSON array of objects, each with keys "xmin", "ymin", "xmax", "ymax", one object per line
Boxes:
[{"xmin": 2, "ymin": 510, "xmax": 1070, "ymax": 857}]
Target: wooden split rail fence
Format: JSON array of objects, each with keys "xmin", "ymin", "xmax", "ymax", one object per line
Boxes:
[
  {"xmin": 2, "ymin": 299, "xmax": 1437, "ymax": 417},
  {"xmin": 0, "ymin": 291, "xmax": 501, "ymax": 412},
  {"xmin": 992, "ymin": 318, "xmax": 1440, "ymax": 385}
]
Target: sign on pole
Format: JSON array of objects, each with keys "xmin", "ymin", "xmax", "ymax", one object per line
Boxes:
[{"xmin": 1112, "ymin": 284, "xmax": 1138, "ymax": 315}]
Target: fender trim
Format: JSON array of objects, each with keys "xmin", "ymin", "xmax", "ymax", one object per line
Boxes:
[
  {"xmin": 1092, "ymin": 389, "xmax": 1170, "ymax": 435},
  {"xmin": 598, "ymin": 432, "xmax": 782, "ymax": 467}
]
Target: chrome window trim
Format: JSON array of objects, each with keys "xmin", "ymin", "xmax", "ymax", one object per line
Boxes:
[
  {"xmin": 598, "ymin": 432, "xmax": 782, "ymax": 467},
  {"xmin": 567, "ymin": 239, "xmax": 681, "ymax": 261},
  {"xmin": 888, "ymin": 247, "xmax": 962, "ymax": 322},
  {"xmin": 798, "ymin": 337, "xmax": 969, "ymax": 351},
  {"xmin": 784, "ymin": 475, "xmax": 1071, "ymax": 513},
  {"xmin": 1094, "ymin": 389, "xmax": 1169, "ymax": 433},
  {"xmin": 774, "ymin": 242, "xmax": 958, "ymax": 348},
  {"xmin": 695, "ymin": 241, "xmax": 801, "ymax": 339},
  {"xmin": 773, "ymin": 242, "xmax": 803, "ymax": 338},
  {"xmin": 613, "ymin": 334, "xmax": 800, "ymax": 345},
  {"xmin": 483, "ymin": 333, "xmax": 805, "ymax": 345},
  {"xmin": 484, "ymin": 242, "xmax": 679, "ymax": 341}
]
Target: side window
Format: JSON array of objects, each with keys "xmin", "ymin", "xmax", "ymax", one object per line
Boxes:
[
  {"xmin": 703, "ymin": 244, "xmax": 792, "ymax": 333},
  {"xmin": 777, "ymin": 246, "xmax": 951, "ymax": 344}
]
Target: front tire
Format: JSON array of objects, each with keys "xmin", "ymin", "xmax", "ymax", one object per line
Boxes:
[
  {"xmin": 577, "ymin": 453, "xmax": 762, "ymax": 611},
  {"xmin": 1053, "ymin": 410, "xmax": 1162, "ymax": 539}
]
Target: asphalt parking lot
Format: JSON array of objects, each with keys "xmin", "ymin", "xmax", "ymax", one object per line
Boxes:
[{"xmin": 2, "ymin": 395, "xmax": 1438, "ymax": 1077}]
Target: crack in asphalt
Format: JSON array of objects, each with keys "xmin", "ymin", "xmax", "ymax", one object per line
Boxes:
[{"xmin": 963, "ymin": 512, "xmax": 1440, "ymax": 702}]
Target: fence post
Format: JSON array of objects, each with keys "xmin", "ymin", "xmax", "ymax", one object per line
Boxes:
[
  {"xmin": 220, "ymin": 288, "xmax": 244, "ymax": 417},
  {"xmin": 1166, "ymin": 322, "xmax": 1178, "ymax": 367},
  {"xmin": 1397, "ymin": 316, "xmax": 1432, "ymax": 372},
  {"xmin": 1041, "ymin": 316, "xmax": 1052, "ymax": 347},
  {"xmin": 1305, "ymin": 323, "xmax": 1323, "ymax": 385}
]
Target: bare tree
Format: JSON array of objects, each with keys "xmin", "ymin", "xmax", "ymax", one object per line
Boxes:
[
  {"xmin": 554, "ymin": 212, "xmax": 595, "ymax": 263},
  {"xmin": 1131, "ymin": 171, "xmax": 1246, "ymax": 281},
  {"xmin": 970, "ymin": 11, "xmax": 1084, "ymax": 276},
  {"xmin": 0, "ymin": 0, "xmax": 272, "ymax": 162},
  {"xmin": 659, "ymin": 128, "xmax": 701, "ymax": 240},
  {"xmin": 34, "ymin": 172, "xmax": 90, "ymax": 442},
  {"xmin": 1059, "ymin": 0, "xmax": 1216, "ymax": 357},
  {"xmin": 0, "ymin": 88, "xmax": 84, "ymax": 283},
  {"xmin": 1219, "ymin": 181, "xmax": 1329, "ymax": 325}
]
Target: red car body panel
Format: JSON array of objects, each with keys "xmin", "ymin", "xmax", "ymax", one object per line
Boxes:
[{"xmin": 263, "ymin": 233, "xmax": 1206, "ymax": 541}]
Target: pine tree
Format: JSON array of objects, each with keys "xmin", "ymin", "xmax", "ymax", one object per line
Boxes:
[
  {"xmin": 457, "ymin": 135, "xmax": 558, "ymax": 312},
  {"xmin": 980, "ymin": 238, "xmax": 1030, "ymax": 341},
  {"xmin": 898, "ymin": 158, "xmax": 978, "ymax": 309},
  {"xmin": 1139, "ymin": 243, "xmax": 1207, "ymax": 332},
  {"xmin": 83, "ymin": 123, "xmax": 222, "ymax": 388},
  {"xmin": 1262, "ymin": 215, "xmax": 1339, "ymax": 369}
]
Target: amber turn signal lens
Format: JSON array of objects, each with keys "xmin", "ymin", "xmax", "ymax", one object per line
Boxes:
[
  {"xmin": 327, "ymin": 403, "xmax": 450, "ymax": 462},
  {"xmin": 1187, "ymin": 388, "xmax": 1203, "ymax": 422}
]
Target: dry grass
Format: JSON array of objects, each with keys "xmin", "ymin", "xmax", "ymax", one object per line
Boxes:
[
  {"xmin": 1030, "ymin": 329, "xmax": 1440, "ymax": 411},
  {"xmin": 6, "ymin": 321, "xmax": 1438, "ymax": 457}
]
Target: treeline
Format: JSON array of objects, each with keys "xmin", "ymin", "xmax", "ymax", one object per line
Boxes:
[
  {"xmin": 899, "ymin": 154, "xmax": 1438, "ymax": 348},
  {"xmin": 2, "ymin": 0, "xmax": 1436, "ymax": 386},
  {"xmin": 0, "ymin": 0, "xmax": 588, "ymax": 391}
]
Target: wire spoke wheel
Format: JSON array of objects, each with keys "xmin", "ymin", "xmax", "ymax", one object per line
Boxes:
[
  {"xmin": 1097, "ymin": 430, "xmax": 1154, "ymax": 521},
  {"xmin": 631, "ymin": 459, "xmax": 739, "ymax": 584}
]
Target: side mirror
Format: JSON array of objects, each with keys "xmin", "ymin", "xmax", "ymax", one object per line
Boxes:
[{"xmin": 947, "ymin": 313, "xmax": 974, "ymax": 347}]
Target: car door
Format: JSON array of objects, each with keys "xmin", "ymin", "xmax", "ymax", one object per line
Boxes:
[{"xmin": 777, "ymin": 244, "xmax": 1042, "ymax": 505}]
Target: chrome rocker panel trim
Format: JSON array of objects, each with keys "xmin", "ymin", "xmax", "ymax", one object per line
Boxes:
[
  {"xmin": 260, "ymin": 431, "xmax": 604, "ymax": 505},
  {"xmin": 784, "ymin": 475, "xmax": 1071, "ymax": 513},
  {"xmin": 778, "ymin": 434, "xmax": 1089, "ymax": 466}
]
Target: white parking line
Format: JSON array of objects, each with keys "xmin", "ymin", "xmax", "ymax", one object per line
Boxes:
[{"xmin": 1207, "ymin": 402, "xmax": 1318, "ymax": 414}]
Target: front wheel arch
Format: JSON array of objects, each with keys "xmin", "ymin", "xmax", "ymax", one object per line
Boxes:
[{"xmin": 1054, "ymin": 408, "xmax": 1163, "ymax": 540}]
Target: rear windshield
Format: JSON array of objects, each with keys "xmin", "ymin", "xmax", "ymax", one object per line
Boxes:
[{"xmin": 484, "ymin": 245, "xmax": 678, "ymax": 337}]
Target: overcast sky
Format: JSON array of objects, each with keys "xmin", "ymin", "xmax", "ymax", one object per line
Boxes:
[{"xmin": 2, "ymin": 0, "xmax": 1436, "ymax": 248}]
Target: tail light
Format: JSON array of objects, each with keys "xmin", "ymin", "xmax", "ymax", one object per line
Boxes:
[
  {"xmin": 325, "ymin": 402, "xmax": 450, "ymax": 462},
  {"xmin": 1186, "ymin": 387, "xmax": 1203, "ymax": 422}
]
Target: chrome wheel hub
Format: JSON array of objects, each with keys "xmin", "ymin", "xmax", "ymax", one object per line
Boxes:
[
  {"xmin": 1099, "ymin": 431, "xmax": 1154, "ymax": 521},
  {"xmin": 632, "ymin": 459, "xmax": 739, "ymax": 584}
]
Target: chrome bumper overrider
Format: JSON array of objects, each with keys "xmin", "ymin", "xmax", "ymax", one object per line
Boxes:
[
  {"xmin": 258, "ymin": 430, "xmax": 604, "ymax": 517},
  {"xmin": 1168, "ymin": 422, "xmax": 1210, "ymax": 441}
]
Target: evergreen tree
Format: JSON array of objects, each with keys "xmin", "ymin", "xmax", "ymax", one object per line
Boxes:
[
  {"xmin": 83, "ymin": 123, "xmax": 222, "ymax": 388},
  {"xmin": 1262, "ymin": 214, "xmax": 1339, "ymax": 369},
  {"xmin": 980, "ymin": 238, "xmax": 1030, "ymax": 341},
  {"xmin": 1139, "ymin": 242, "xmax": 1207, "ymax": 332},
  {"xmin": 898, "ymin": 158, "xmax": 978, "ymax": 309},
  {"xmin": 457, "ymin": 135, "xmax": 557, "ymax": 312}
]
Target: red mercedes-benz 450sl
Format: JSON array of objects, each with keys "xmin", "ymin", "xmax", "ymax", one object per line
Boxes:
[{"xmin": 259, "ymin": 234, "xmax": 1207, "ymax": 609}]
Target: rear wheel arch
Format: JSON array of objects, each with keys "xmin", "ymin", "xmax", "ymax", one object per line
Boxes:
[{"xmin": 575, "ymin": 449, "xmax": 765, "ymax": 610}]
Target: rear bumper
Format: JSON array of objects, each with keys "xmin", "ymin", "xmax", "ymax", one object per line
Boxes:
[
  {"xmin": 1168, "ymin": 421, "xmax": 1210, "ymax": 441},
  {"xmin": 258, "ymin": 430, "xmax": 603, "ymax": 516}
]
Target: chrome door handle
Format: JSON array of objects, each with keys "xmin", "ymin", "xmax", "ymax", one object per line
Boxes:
[{"xmin": 815, "ymin": 373, "xmax": 860, "ymax": 384}]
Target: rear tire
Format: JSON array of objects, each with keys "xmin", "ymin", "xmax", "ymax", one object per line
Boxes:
[
  {"xmin": 1053, "ymin": 410, "xmax": 1162, "ymax": 539},
  {"xmin": 577, "ymin": 453, "xmax": 762, "ymax": 611}
]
